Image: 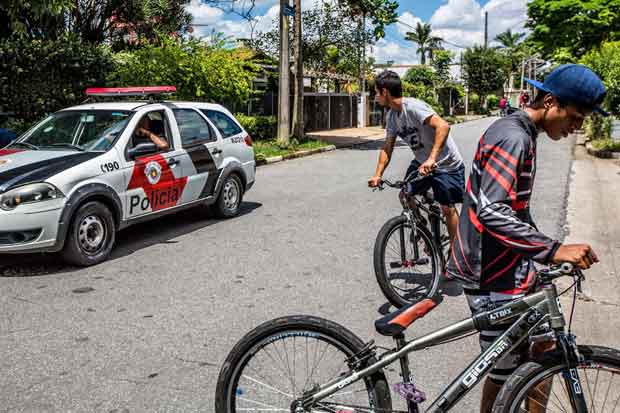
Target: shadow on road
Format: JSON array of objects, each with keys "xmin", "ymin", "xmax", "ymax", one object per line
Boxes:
[
  {"xmin": 376, "ymin": 278, "xmax": 464, "ymax": 315},
  {"xmin": 0, "ymin": 201, "xmax": 262, "ymax": 278}
]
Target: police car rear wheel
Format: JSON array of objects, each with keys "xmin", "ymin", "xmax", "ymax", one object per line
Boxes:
[
  {"xmin": 213, "ymin": 174, "xmax": 243, "ymax": 218},
  {"xmin": 61, "ymin": 201, "xmax": 116, "ymax": 266}
]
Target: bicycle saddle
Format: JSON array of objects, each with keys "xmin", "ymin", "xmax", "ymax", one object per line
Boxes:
[{"xmin": 375, "ymin": 299, "xmax": 438, "ymax": 337}]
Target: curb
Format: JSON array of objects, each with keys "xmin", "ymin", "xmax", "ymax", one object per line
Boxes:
[
  {"xmin": 585, "ymin": 142, "xmax": 620, "ymax": 159},
  {"xmin": 256, "ymin": 144, "xmax": 337, "ymax": 166}
]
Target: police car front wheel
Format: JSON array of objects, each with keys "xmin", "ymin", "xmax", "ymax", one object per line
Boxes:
[{"xmin": 61, "ymin": 201, "xmax": 116, "ymax": 266}]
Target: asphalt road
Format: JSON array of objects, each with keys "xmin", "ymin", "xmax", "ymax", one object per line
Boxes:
[{"xmin": 0, "ymin": 117, "xmax": 576, "ymax": 412}]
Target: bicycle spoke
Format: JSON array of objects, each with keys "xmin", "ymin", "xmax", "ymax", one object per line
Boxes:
[
  {"xmin": 241, "ymin": 374, "xmax": 294, "ymax": 399},
  {"xmin": 601, "ymin": 370, "xmax": 614, "ymax": 412},
  {"xmin": 591, "ymin": 368, "xmax": 600, "ymax": 413},
  {"xmin": 236, "ymin": 395, "xmax": 289, "ymax": 411}
]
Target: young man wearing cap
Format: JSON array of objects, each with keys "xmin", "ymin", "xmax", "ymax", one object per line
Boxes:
[
  {"xmin": 446, "ymin": 64, "xmax": 604, "ymax": 412},
  {"xmin": 368, "ymin": 70, "xmax": 465, "ymax": 245}
]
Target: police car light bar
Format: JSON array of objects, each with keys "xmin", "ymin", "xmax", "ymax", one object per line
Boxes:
[{"xmin": 85, "ymin": 86, "xmax": 177, "ymax": 96}]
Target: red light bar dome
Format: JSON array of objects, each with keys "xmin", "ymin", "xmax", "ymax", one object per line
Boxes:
[{"xmin": 85, "ymin": 86, "xmax": 176, "ymax": 96}]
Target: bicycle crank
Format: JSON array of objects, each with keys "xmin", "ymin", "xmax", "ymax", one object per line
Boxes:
[{"xmin": 389, "ymin": 257, "xmax": 430, "ymax": 269}]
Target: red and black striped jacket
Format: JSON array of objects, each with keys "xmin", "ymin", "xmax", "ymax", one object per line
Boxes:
[{"xmin": 446, "ymin": 111, "xmax": 560, "ymax": 293}]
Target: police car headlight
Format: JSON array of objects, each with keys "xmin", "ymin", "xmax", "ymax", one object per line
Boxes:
[{"xmin": 0, "ymin": 183, "xmax": 64, "ymax": 211}]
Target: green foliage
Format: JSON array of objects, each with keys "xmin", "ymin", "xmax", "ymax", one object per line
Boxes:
[
  {"xmin": 340, "ymin": 0, "xmax": 399, "ymax": 39},
  {"xmin": 526, "ymin": 0, "xmax": 620, "ymax": 60},
  {"xmin": 403, "ymin": 66, "xmax": 435, "ymax": 86},
  {"xmin": 591, "ymin": 138, "xmax": 620, "ymax": 151},
  {"xmin": 469, "ymin": 93, "xmax": 480, "ymax": 114},
  {"xmin": 486, "ymin": 95, "xmax": 500, "ymax": 108},
  {"xmin": 462, "ymin": 46, "xmax": 509, "ymax": 101},
  {"xmin": 431, "ymin": 50, "xmax": 453, "ymax": 86},
  {"xmin": 1, "ymin": 0, "xmax": 71, "ymax": 38},
  {"xmin": 583, "ymin": 115, "xmax": 612, "ymax": 140},
  {"xmin": 253, "ymin": 2, "xmax": 373, "ymax": 79},
  {"xmin": 109, "ymin": 36, "xmax": 259, "ymax": 106},
  {"xmin": 0, "ymin": 35, "xmax": 113, "ymax": 124},
  {"xmin": 234, "ymin": 114, "xmax": 277, "ymax": 141},
  {"xmin": 580, "ymin": 41, "xmax": 620, "ymax": 115},
  {"xmin": 402, "ymin": 82, "xmax": 442, "ymax": 114}
]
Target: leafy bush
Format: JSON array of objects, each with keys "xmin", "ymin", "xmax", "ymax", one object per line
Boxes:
[
  {"xmin": 486, "ymin": 95, "xmax": 500, "ymax": 109},
  {"xmin": 403, "ymin": 66, "xmax": 435, "ymax": 86},
  {"xmin": 109, "ymin": 36, "xmax": 259, "ymax": 106},
  {"xmin": 234, "ymin": 114, "xmax": 277, "ymax": 141},
  {"xmin": 591, "ymin": 138, "xmax": 620, "ymax": 152},
  {"xmin": 580, "ymin": 41, "xmax": 620, "ymax": 115},
  {"xmin": 583, "ymin": 115, "xmax": 611, "ymax": 140},
  {"xmin": 0, "ymin": 35, "xmax": 113, "ymax": 125},
  {"xmin": 469, "ymin": 93, "xmax": 480, "ymax": 114},
  {"xmin": 402, "ymin": 81, "xmax": 442, "ymax": 114}
]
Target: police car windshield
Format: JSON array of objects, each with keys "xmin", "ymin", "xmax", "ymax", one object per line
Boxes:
[{"xmin": 20, "ymin": 110, "xmax": 133, "ymax": 152}]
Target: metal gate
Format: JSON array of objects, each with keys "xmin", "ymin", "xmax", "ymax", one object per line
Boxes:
[{"xmin": 303, "ymin": 93, "xmax": 358, "ymax": 132}]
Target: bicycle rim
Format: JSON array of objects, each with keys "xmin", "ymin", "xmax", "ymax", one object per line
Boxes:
[
  {"xmin": 225, "ymin": 330, "xmax": 379, "ymax": 412},
  {"xmin": 509, "ymin": 362, "xmax": 620, "ymax": 412},
  {"xmin": 382, "ymin": 221, "xmax": 438, "ymax": 302}
]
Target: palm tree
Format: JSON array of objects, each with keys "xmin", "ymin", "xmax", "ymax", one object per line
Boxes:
[
  {"xmin": 405, "ymin": 22, "xmax": 443, "ymax": 65},
  {"xmin": 494, "ymin": 29, "xmax": 526, "ymax": 49}
]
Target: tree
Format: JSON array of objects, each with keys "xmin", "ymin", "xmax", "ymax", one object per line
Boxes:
[
  {"xmin": 580, "ymin": 41, "xmax": 620, "ymax": 115},
  {"xmin": 0, "ymin": 0, "xmax": 192, "ymax": 47},
  {"xmin": 253, "ymin": 3, "xmax": 374, "ymax": 79},
  {"xmin": 431, "ymin": 49, "xmax": 453, "ymax": 87},
  {"xmin": 494, "ymin": 29, "xmax": 525, "ymax": 49},
  {"xmin": 341, "ymin": 0, "xmax": 399, "ymax": 39},
  {"xmin": 404, "ymin": 22, "xmax": 443, "ymax": 65},
  {"xmin": 462, "ymin": 46, "xmax": 510, "ymax": 106},
  {"xmin": 403, "ymin": 66, "xmax": 435, "ymax": 86},
  {"xmin": 526, "ymin": 0, "xmax": 620, "ymax": 60}
]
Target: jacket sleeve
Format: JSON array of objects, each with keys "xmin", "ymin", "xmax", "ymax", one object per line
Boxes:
[{"xmin": 476, "ymin": 136, "xmax": 560, "ymax": 263}]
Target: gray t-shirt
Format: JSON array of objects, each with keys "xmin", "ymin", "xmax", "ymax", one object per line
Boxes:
[{"xmin": 385, "ymin": 97, "xmax": 463, "ymax": 172}]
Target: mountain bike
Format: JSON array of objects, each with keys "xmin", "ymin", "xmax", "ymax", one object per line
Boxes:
[
  {"xmin": 215, "ymin": 263, "xmax": 620, "ymax": 412},
  {"xmin": 372, "ymin": 172, "xmax": 451, "ymax": 308}
]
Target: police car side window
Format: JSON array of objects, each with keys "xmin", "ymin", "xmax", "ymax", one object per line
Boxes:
[
  {"xmin": 173, "ymin": 109, "xmax": 214, "ymax": 146},
  {"xmin": 130, "ymin": 111, "xmax": 171, "ymax": 151},
  {"xmin": 202, "ymin": 110, "xmax": 242, "ymax": 138}
]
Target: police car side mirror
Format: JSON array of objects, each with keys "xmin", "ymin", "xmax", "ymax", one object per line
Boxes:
[{"xmin": 128, "ymin": 142, "xmax": 158, "ymax": 159}]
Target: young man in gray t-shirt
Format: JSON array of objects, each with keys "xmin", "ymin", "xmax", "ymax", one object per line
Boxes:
[{"xmin": 368, "ymin": 70, "xmax": 465, "ymax": 245}]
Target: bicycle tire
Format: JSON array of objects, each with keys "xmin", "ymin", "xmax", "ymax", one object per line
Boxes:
[
  {"xmin": 493, "ymin": 345, "xmax": 620, "ymax": 412},
  {"xmin": 215, "ymin": 315, "xmax": 392, "ymax": 412},
  {"xmin": 373, "ymin": 215, "xmax": 441, "ymax": 308}
]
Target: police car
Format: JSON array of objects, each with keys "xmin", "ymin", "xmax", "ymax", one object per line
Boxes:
[{"xmin": 0, "ymin": 86, "xmax": 255, "ymax": 266}]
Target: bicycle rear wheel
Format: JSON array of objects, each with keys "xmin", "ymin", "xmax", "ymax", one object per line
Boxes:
[
  {"xmin": 215, "ymin": 315, "xmax": 392, "ymax": 412},
  {"xmin": 493, "ymin": 345, "xmax": 620, "ymax": 412},
  {"xmin": 373, "ymin": 215, "xmax": 441, "ymax": 308}
]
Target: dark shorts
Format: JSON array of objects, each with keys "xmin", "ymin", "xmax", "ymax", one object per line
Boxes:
[{"xmin": 405, "ymin": 161, "xmax": 465, "ymax": 206}]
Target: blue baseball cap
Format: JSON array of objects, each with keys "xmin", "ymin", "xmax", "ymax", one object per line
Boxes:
[{"xmin": 525, "ymin": 64, "xmax": 608, "ymax": 116}]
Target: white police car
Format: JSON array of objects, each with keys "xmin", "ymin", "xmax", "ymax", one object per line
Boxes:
[{"xmin": 0, "ymin": 87, "xmax": 255, "ymax": 266}]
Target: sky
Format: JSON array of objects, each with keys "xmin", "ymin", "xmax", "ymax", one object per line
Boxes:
[{"xmin": 186, "ymin": 0, "xmax": 529, "ymax": 75}]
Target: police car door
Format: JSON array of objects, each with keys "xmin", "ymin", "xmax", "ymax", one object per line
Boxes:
[
  {"xmin": 171, "ymin": 108, "xmax": 224, "ymax": 203},
  {"xmin": 122, "ymin": 108, "xmax": 191, "ymax": 219}
]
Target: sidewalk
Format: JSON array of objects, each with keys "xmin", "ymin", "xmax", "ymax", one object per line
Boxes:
[
  {"xmin": 306, "ymin": 126, "xmax": 385, "ymax": 148},
  {"xmin": 306, "ymin": 116, "xmax": 489, "ymax": 148},
  {"xmin": 562, "ymin": 145, "xmax": 620, "ymax": 347}
]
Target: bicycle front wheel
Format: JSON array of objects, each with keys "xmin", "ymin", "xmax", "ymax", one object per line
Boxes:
[
  {"xmin": 373, "ymin": 215, "xmax": 441, "ymax": 308},
  {"xmin": 215, "ymin": 315, "xmax": 392, "ymax": 412},
  {"xmin": 493, "ymin": 345, "xmax": 620, "ymax": 412}
]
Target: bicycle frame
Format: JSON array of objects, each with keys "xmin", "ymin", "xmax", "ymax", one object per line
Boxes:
[{"xmin": 298, "ymin": 282, "xmax": 589, "ymax": 412}]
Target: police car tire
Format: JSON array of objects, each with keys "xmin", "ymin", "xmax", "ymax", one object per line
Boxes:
[
  {"xmin": 61, "ymin": 201, "xmax": 116, "ymax": 266},
  {"xmin": 213, "ymin": 174, "xmax": 244, "ymax": 218}
]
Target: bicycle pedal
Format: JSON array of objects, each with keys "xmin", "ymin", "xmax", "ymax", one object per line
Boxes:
[{"xmin": 393, "ymin": 382, "xmax": 426, "ymax": 403}]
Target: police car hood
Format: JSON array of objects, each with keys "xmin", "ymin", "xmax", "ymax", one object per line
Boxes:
[{"xmin": 0, "ymin": 148, "xmax": 101, "ymax": 192}]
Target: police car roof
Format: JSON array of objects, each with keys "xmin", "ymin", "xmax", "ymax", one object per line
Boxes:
[{"xmin": 61, "ymin": 101, "xmax": 228, "ymax": 112}]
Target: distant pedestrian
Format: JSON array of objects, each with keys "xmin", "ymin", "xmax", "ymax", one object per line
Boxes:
[
  {"xmin": 519, "ymin": 91, "xmax": 530, "ymax": 109},
  {"xmin": 498, "ymin": 96, "xmax": 508, "ymax": 117}
]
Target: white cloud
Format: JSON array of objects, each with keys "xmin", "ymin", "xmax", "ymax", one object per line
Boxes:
[
  {"xmin": 370, "ymin": 39, "xmax": 419, "ymax": 75},
  {"xmin": 186, "ymin": 0, "xmax": 225, "ymax": 25},
  {"xmin": 396, "ymin": 11, "xmax": 422, "ymax": 36}
]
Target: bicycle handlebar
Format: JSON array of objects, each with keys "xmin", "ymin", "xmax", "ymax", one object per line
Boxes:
[{"xmin": 375, "ymin": 171, "xmax": 434, "ymax": 191}]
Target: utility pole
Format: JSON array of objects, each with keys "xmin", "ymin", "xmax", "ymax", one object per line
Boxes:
[
  {"xmin": 292, "ymin": 0, "xmax": 304, "ymax": 139},
  {"xmin": 277, "ymin": 0, "xmax": 291, "ymax": 146},
  {"xmin": 484, "ymin": 11, "xmax": 488, "ymax": 48},
  {"xmin": 358, "ymin": 12, "xmax": 367, "ymax": 128}
]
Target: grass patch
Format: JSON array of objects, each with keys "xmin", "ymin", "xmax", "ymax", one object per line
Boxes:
[
  {"xmin": 592, "ymin": 139, "xmax": 620, "ymax": 152},
  {"xmin": 253, "ymin": 138, "xmax": 330, "ymax": 161}
]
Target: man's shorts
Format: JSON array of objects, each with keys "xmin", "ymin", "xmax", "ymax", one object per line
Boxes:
[
  {"xmin": 404, "ymin": 161, "xmax": 465, "ymax": 206},
  {"xmin": 465, "ymin": 289, "xmax": 529, "ymax": 384}
]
